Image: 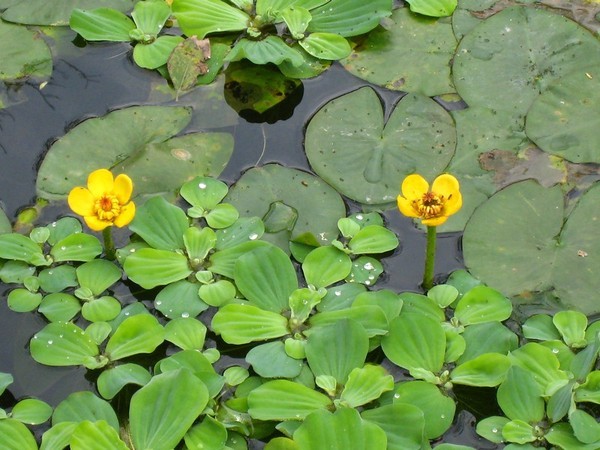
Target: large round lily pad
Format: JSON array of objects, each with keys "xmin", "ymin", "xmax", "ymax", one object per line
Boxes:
[
  {"xmin": 224, "ymin": 164, "xmax": 346, "ymax": 249},
  {"xmin": 0, "ymin": 21, "xmax": 52, "ymax": 81},
  {"xmin": 525, "ymin": 65, "xmax": 600, "ymax": 164},
  {"xmin": 453, "ymin": 6, "xmax": 600, "ymax": 116},
  {"xmin": 1, "ymin": 0, "xmax": 135, "ymax": 26},
  {"xmin": 463, "ymin": 179, "xmax": 600, "ymax": 314},
  {"xmin": 305, "ymin": 86, "xmax": 455, "ymax": 205},
  {"xmin": 36, "ymin": 106, "xmax": 234, "ymax": 200},
  {"xmin": 342, "ymin": 8, "xmax": 456, "ymax": 96}
]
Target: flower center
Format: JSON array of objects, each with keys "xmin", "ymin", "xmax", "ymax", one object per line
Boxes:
[
  {"xmin": 414, "ymin": 192, "xmax": 444, "ymax": 219},
  {"xmin": 95, "ymin": 194, "xmax": 121, "ymax": 221}
]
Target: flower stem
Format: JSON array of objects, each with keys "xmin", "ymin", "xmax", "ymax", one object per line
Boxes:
[
  {"xmin": 103, "ymin": 227, "xmax": 116, "ymax": 260},
  {"xmin": 423, "ymin": 225, "xmax": 437, "ymax": 291}
]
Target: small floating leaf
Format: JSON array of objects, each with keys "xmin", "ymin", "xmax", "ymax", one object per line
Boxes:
[{"xmin": 168, "ymin": 36, "xmax": 211, "ymax": 99}]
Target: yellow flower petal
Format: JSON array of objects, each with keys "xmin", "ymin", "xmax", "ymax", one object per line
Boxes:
[
  {"xmin": 114, "ymin": 202, "xmax": 136, "ymax": 228},
  {"xmin": 431, "ymin": 174, "xmax": 460, "ymax": 200},
  {"xmin": 113, "ymin": 173, "xmax": 133, "ymax": 204},
  {"xmin": 68, "ymin": 187, "xmax": 95, "ymax": 217},
  {"xmin": 397, "ymin": 195, "xmax": 419, "ymax": 218},
  {"xmin": 84, "ymin": 215, "xmax": 112, "ymax": 231},
  {"xmin": 87, "ymin": 169, "xmax": 114, "ymax": 197},
  {"xmin": 432, "ymin": 173, "xmax": 462, "ymax": 218},
  {"xmin": 422, "ymin": 216, "xmax": 448, "ymax": 226},
  {"xmin": 444, "ymin": 191, "xmax": 462, "ymax": 216},
  {"xmin": 401, "ymin": 174, "xmax": 429, "ymax": 201}
]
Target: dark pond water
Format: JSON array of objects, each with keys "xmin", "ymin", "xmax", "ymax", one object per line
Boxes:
[{"xmin": 0, "ymin": 29, "xmax": 489, "ymax": 447}]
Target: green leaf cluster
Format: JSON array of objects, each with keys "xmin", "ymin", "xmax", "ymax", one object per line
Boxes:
[
  {"xmin": 3, "ymin": 174, "xmax": 600, "ymax": 449},
  {"xmin": 68, "ymin": 0, "xmax": 393, "ymax": 88}
]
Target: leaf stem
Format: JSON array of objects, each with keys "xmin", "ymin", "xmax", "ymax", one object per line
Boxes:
[
  {"xmin": 103, "ymin": 226, "xmax": 116, "ymax": 261},
  {"xmin": 423, "ymin": 225, "xmax": 437, "ymax": 291}
]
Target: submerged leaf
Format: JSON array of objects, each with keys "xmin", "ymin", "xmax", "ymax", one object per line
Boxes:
[{"xmin": 168, "ymin": 36, "xmax": 211, "ymax": 99}]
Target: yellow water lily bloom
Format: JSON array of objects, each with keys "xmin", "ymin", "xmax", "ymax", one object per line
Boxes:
[
  {"xmin": 68, "ymin": 169, "xmax": 135, "ymax": 231},
  {"xmin": 397, "ymin": 173, "xmax": 462, "ymax": 226}
]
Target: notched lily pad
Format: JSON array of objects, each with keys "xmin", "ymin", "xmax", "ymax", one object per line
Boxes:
[
  {"xmin": 526, "ymin": 66, "xmax": 600, "ymax": 164},
  {"xmin": 453, "ymin": 6, "xmax": 600, "ymax": 117},
  {"xmin": 305, "ymin": 86, "xmax": 455, "ymax": 205},
  {"xmin": 36, "ymin": 105, "xmax": 234, "ymax": 200},
  {"xmin": 1, "ymin": 0, "xmax": 135, "ymax": 26},
  {"xmin": 343, "ymin": 8, "xmax": 456, "ymax": 96},
  {"xmin": 464, "ymin": 180, "xmax": 600, "ymax": 315},
  {"xmin": 224, "ymin": 164, "xmax": 346, "ymax": 250},
  {"xmin": 0, "ymin": 21, "xmax": 52, "ymax": 81}
]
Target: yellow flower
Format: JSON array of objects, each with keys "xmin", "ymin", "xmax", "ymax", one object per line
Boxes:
[
  {"xmin": 397, "ymin": 173, "xmax": 462, "ymax": 226},
  {"xmin": 68, "ymin": 169, "xmax": 136, "ymax": 231}
]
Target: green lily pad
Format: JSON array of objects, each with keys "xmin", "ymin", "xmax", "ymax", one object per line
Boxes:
[
  {"xmin": 0, "ymin": 20, "xmax": 52, "ymax": 81},
  {"xmin": 453, "ymin": 6, "xmax": 600, "ymax": 117},
  {"xmin": 463, "ymin": 180, "xmax": 600, "ymax": 314},
  {"xmin": 224, "ymin": 164, "xmax": 346, "ymax": 248},
  {"xmin": 37, "ymin": 105, "xmax": 233, "ymax": 200},
  {"xmin": 305, "ymin": 87, "xmax": 455, "ymax": 205},
  {"xmin": 342, "ymin": 8, "xmax": 456, "ymax": 96},
  {"xmin": 526, "ymin": 66, "xmax": 600, "ymax": 163},
  {"xmin": 1, "ymin": 0, "xmax": 135, "ymax": 26}
]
